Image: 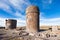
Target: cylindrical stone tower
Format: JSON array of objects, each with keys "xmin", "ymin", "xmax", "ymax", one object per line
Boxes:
[
  {"xmin": 5, "ymin": 19, "xmax": 17, "ymax": 29},
  {"xmin": 26, "ymin": 6, "xmax": 39, "ymax": 33}
]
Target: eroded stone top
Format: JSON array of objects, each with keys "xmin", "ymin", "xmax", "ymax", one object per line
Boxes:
[{"xmin": 26, "ymin": 6, "xmax": 39, "ymax": 13}]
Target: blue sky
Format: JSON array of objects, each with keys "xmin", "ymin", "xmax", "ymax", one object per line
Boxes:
[{"xmin": 0, "ymin": 0, "xmax": 60, "ymax": 26}]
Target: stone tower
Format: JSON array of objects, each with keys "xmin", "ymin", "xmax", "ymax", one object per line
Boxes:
[
  {"xmin": 52, "ymin": 26, "xmax": 58, "ymax": 32},
  {"xmin": 26, "ymin": 6, "xmax": 39, "ymax": 33},
  {"xmin": 5, "ymin": 19, "xmax": 17, "ymax": 29}
]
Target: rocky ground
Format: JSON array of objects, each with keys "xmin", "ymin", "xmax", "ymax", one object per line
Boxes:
[{"xmin": 0, "ymin": 29, "xmax": 60, "ymax": 40}]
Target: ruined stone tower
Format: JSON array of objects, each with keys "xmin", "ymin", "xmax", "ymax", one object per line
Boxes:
[
  {"xmin": 5, "ymin": 19, "xmax": 17, "ymax": 29},
  {"xmin": 52, "ymin": 26, "xmax": 58, "ymax": 32},
  {"xmin": 26, "ymin": 6, "xmax": 39, "ymax": 33}
]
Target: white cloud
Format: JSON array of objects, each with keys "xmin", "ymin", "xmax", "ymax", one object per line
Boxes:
[
  {"xmin": 9, "ymin": 0, "xmax": 31, "ymax": 12},
  {"xmin": 42, "ymin": 0, "xmax": 52, "ymax": 9},
  {"xmin": 40, "ymin": 18, "xmax": 60, "ymax": 26},
  {"xmin": 0, "ymin": 2, "xmax": 13, "ymax": 13},
  {"xmin": 42, "ymin": 0, "xmax": 52, "ymax": 4},
  {"xmin": 40, "ymin": 12, "xmax": 60, "ymax": 26},
  {"xmin": 9, "ymin": 0, "xmax": 30, "ymax": 6},
  {"xmin": 15, "ymin": 11, "xmax": 25, "ymax": 18},
  {"xmin": 0, "ymin": 1, "xmax": 16, "ymax": 17},
  {"xmin": 0, "ymin": 0, "xmax": 31, "ymax": 17},
  {"xmin": 0, "ymin": 18, "xmax": 6, "ymax": 27},
  {"xmin": 17, "ymin": 19, "xmax": 26, "ymax": 27}
]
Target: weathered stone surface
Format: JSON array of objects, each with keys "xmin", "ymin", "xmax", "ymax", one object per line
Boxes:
[
  {"xmin": 5, "ymin": 19, "xmax": 17, "ymax": 29},
  {"xmin": 26, "ymin": 6, "xmax": 39, "ymax": 33}
]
